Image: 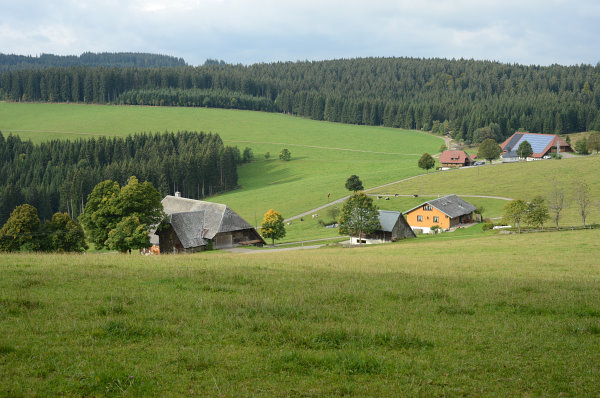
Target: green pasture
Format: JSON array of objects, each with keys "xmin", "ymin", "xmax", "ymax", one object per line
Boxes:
[
  {"xmin": 1, "ymin": 229, "xmax": 599, "ymax": 396},
  {"xmin": 0, "ymin": 102, "xmax": 442, "ymax": 223},
  {"xmin": 371, "ymin": 156, "xmax": 600, "ymax": 226}
]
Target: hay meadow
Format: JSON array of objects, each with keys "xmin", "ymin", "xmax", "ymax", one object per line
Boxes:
[
  {"xmin": 0, "ymin": 102, "xmax": 442, "ymax": 224},
  {"xmin": 2, "ymin": 230, "xmax": 600, "ymax": 396}
]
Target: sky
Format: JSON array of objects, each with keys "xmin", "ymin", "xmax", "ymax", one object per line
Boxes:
[{"xmin": 1, "ymin": 0, "xmax": 599, "ymax": 66}]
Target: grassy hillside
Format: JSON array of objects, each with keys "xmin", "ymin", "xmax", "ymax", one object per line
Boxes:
[
  {"xmin": 371, "ymin": 156, "xmax": 600, "ymax": 226},
  {"xmin": 0, "ymin": 102, "xmax": 442, "ymax": 227},
  {"xmin": 1, "ymin": 229, "xmax": 599, "ymax": 396}
]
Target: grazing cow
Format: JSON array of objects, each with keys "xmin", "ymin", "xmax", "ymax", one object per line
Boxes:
[{"xmin": 312, "ymin": 214, "xmax": 319, "ymax": 218}]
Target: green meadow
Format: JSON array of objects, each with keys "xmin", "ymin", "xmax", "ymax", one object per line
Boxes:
[
  {"xmin": 1, "ymin": 229, "xmax": 599, "ymax": 396},
  {"xmin": 371, "ymin": 156, "xmax": 600, "ymax": 226},
  {"xmin": 0, "ymin": 102, "xmax": 442, "ymax": 227}
]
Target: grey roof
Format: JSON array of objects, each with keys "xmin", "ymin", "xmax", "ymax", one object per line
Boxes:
[
  {"xmin": 161, "ymin": 196, "xmax": 253, "ymax": 239},
  {"xmin": 504, "ymin": 133, "xmax": 524, "ymax": 151},
  {"xmin": 169, "ymin": 211, "xmax": 208, "ymax": 248},
  {"xmin": 378, "ymin": 210, "xmax": 402, "ymax": 232},
  {"xmin": 406, "ymin": 195, "xmax": 476, "ymax": 218},
  {"xmin": 502, "ymin": 150, "xmax": 518, "ymax": 158}
]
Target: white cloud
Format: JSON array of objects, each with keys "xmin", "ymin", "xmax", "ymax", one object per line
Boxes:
[{"xmin": 0, "ymin": 0, "xmax": 599, "ymax": 65}]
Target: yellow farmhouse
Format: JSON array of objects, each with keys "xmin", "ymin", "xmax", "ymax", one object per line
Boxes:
[{"xmin": 405, "ymin": 195, "xmax": 476, "ymax": 233}]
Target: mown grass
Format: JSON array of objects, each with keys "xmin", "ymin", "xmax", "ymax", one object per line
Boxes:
[
  {"xmin": 0, "ymin": 102, "xmax": 442, "ymax": 226},
  {"xmin": 1, "ymin": 229, "xmax": 599, "ymax": 396},
  {"xmin": 371, "ymin": 156, "xmax": 600, "ymax": 226}
]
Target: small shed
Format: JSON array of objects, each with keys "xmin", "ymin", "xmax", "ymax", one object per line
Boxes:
[
  {"xmin": 502, "ymin": 150, "xmax": 520, "ymax": 163},
  {"xmin": 351, "ymin": 210, "xmax": 416, "ymax": 244}
]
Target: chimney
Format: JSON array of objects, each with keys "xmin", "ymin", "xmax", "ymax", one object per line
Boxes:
[{"xmin": 175, "ymin": 191, "xmax": 181, "ymax": 198}]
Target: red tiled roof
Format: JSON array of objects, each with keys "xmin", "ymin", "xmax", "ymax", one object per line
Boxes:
[{"xmin": 439, "ymin": 150, "xmax": 472, "ymax": 164}]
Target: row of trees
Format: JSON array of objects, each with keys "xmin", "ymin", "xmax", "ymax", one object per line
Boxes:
[
  {"xmin": 0, "ymin": 131, "xmax": 244, "ymax": 226},
  {"xmin": 503, "ymin": 180, "xmax": 594, "ymax": 232},
  {"xmin": 0, "ymin": 176, "xmax": 167, "ymax": 253},
  {"xmin": 2, "ymin": 58, "xmax": 600, "ymax": 141},
  {"xmin": 0, "ymin": 204, "xmax": 86, "ymax": 252}
]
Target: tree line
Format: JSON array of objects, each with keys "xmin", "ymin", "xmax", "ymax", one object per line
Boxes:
[
  {"xmin": 0, "ymin": 131, "xmax": 245, "ymax": 226},
  {"xmin": 2, "ymin": 58, "xmax": 600, "ymax": 142},
  {"xmin": 0, "ymin": 52, "xmax": 186, "ymax": 71}
]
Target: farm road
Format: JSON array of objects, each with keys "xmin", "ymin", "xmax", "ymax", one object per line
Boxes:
[
  {"xmin": 285, "ymin": 170, "xmax": 514, "ymax": 222},
  {"xmin": 285, "ymin": 173, "xmax": 426, "ymax": 221}
]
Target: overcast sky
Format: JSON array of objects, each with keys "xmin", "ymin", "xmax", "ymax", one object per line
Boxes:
[{"xmin": 1, "ymin": 0, "xmax": 599, "ymax": 66}]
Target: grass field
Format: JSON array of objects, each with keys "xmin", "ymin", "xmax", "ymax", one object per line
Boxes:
[
  {"xmin": 1, "ymin": 229, "xmax": 599, "ymax": 396},
  {"xmin": 0, "ymin": 102, "xmax": 442, "ymax": 230},
  {"xmin": 371, "ymin": 156, "xmax": 600, "ymax": 226}
]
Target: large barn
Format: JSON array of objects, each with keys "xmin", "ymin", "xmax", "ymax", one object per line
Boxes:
[
  {"xmin": 501, "ymin": 132, "xmax": 572, "ymax": 159},
  {"xmin": 154, "ymin": 194, "xmax": 265, "ymax": 253}
]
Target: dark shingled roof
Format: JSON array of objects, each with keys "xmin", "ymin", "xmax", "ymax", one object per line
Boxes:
[
  {"xmin": 161, "ymin": 196, "xmax": 253, "ymax": 239},
  {"xmin": 169, "ymin": 211, "xmax": 207, "ymax": 248},
  {"xmin": 406, "ymin": 195, "xmax": 476, "ymax": 218}
]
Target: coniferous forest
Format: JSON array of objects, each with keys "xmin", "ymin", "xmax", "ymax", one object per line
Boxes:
[
  {"xmin": 2, "ymin": 57, "xmax": 600, "ymax": 143},
  {"xmin": 0, "ymin": 52, "xmax": 186, "ymax": 71},
  {"xmin": 0, "ymin": 131, "xmax": 242, "ymax": 226}
]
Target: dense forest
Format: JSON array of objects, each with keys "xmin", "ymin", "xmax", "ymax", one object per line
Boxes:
[
  {"xmin": 0, "ymin": 131, "xmax": 245, "ymax": 226},
  {"xmin": 1, "ymin": 57, "xmax": 600, "ymax": 143},
  {"xmin": 0, "ymin": 52, "xmax": 186, "ymax": 71}
]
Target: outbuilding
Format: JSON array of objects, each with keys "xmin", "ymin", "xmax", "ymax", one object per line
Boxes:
[{"xmin": 350, "ymin": 210, "xmax": 416, "ymax": 244}]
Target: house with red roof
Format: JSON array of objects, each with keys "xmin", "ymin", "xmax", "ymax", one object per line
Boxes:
[
  {"xmin": 439, "ymin": 150, "xmax": 473, "ymax": 168},
  {"xmin": 501, "ymin": 132, "xmax": 572, "ymax": 159}
]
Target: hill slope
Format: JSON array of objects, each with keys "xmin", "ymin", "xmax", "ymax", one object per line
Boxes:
[
  {"xmin": 0, "ymin": 102, "xmax": 443, "ymax": 223},
  {"xmin": 2, "ymin": 58, "xmax": 599, "ymax": 142}
]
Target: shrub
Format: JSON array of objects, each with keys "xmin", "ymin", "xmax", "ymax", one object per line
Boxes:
[{"xmin": 482, "ymin": 222, "xmax": 495, "ymax": 231}]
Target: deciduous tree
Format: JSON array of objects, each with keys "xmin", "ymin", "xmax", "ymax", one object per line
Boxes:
[
  {"xmin": 339, "ymin": 192, "xmax": 381, "ymax": 244},
  {"xmin": 45, "ymin": 212, "xmax": 87, "ymax": 252},
  {"xmin": 517, "ymin": 140, "xmax": 533, "ymax": 158},
  {"xmin": 345, "ymin": 175, "xmax": 364, "ymax": 192},
  {"xmin": 80, "ymin": 176, "xmax": 165, "ymax": 251},
  {"xmin": 0, "ymin": 204, "xmax": 42, "ymax": 252},
  {"xmin": 574, "ymin": 180, "xmax": 591, "ymax": 228},
  {"xmin": 526, "ymin": 196, "xmax": 549, "ymax": 229},
  {"xmin": 418, "ymin": 153, "xmax": 435, "ymax": 173},
  {"xmin": 478, "ymin": 139, "xmax": 502, "ymax": 164},
  {"xmin": 279, "ymin": 148, "xmax": 291, "ymax": 161},
  {"xmin": 587, "ymin": 132, "xmax": 600, "ymax": 153},
  {"xmin": 105, "ymin": 215, "xmax": 150, "ymax": 253},
  {"xmin": 503, "ymin": 199, "xmax": 528, "ymax": 233},
  {"xmin": 261, "ymin": 209, "xmax": 286, "ymax": 245},
  {"xmin": 547, "ymin": 179, "xmax": 566, "ymax": 230}
]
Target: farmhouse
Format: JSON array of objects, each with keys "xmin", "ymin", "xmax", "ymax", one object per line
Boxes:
[
  {"xmin": 439, "ymin": 150, "xmax": 474, "ymax": 167},
  {"xmin": 501, "ymin": 132, "xmax": 572, "ymax": 159},
  {"xmin": 351, "ymin": 210, "xmax": 416, "ymax": 244},
  {"xmin": 154, "ymin": 193, "xmax": 265, "ymax": 253},
  {"xmin": 405, "ymin": 195, "xmax": 476, "ymax": 233}
]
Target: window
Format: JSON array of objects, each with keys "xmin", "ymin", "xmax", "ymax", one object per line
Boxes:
[
  {"xmin": 417, "ymin": 215, "xmax": 423, "ymax": 222},
  {"xmin": 433, "ymin": 216, "xmax": 439, "ymax": 223},
  {"xmin": 423, "ymin": 205, "xmax": 432, "ymax": 211}
]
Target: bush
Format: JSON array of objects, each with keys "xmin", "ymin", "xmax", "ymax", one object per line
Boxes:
[{"xmin": 482, "ymin": 222, "xmax": 495, "ymax": 231}]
